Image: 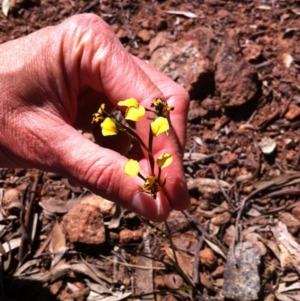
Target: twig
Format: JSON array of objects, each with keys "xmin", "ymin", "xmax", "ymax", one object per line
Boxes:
[
  {"xmin": 77, "ymin": 0, "xmax": 99, "ymax": 13},
  {"xmin": 99, "ymin": 254, "xmax": 165, "ymax": 270},
  {"xmin": 192, "ymin": 237, "xmax": 203, "ymax": 286},
  {"xmin": 182, "ymin": 211, "xmax": 226, "ymax": 255},
  {"xmin": 164, "ymin": 221, "xmax": 195, "ymax": 287},
  {"xmin": 119, "ymin": 0, "xmax": 138, "ymax": 48},
  {"xmin": 19, "ymin": 171, "xmax": 41, "ymax": 264},
  {"xmin": 208, "ymin": 166, "xmax": 231, "ymax": 204}
]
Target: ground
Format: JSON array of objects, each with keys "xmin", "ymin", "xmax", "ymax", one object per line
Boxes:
[{"xmin": 1, "ymin": 0, "xmax": 300, "ymax": 300}]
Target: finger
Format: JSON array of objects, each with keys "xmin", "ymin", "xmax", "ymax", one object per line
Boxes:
[
  {"xmin": 131, "ymin": 56, "xmax": 189, "ymax": 154},
  {"xmin": 55, "ymin": 14, "xmax": 190, "ymax": 211},
  {"xmin": 16, "ymin": 112, "xmax": 170, "ymax": 222}
]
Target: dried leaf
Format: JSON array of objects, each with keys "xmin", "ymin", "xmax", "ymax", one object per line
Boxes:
[
  {"xmin": 135, "ymin": 231, "xmax": 154, "ymax": 298},
  {"xmin": 93, "ymin": 292, "xmax": 132, "ymax": 301},
  {"xmin": 244, "ymin": 233, "xmax": 267, "ymax": 256},
  {"xmin": 281, "ymin": 273, "xmax": 299, "ymax": 282},
  {"xmin": 84, "ymin": 279, "xmax": 112, "ymax": 294},
  {"xmin": 39, "ymin": 198, "xmax": 81, "ymax": 214},
  {"xmin": 107, "ymin": 204, "xmax": 124, "ymax": 229},
  {"xmin": 278, "ymin": 282, "xmax": 300, "ymax": 293},
  {"xmin": 187, "ymin": 178, "xmax": 229, "ymax": 191},
  {"xmin": 164, "ymin": 274, "xmax": 183, "ymax": 289},
  {"xmin": 253, "ymin": 173, "xmax": 300, "ymax": 191},
  {"xmin": 163, "ymin": 246, "xmax": 193, "ymax": 277},
  {"xmin": 1, "ymin": 0, "xmax": 10, "ymax": 17},
  {"xmin": 275, "ymin": 293, "xmax": 294, "ymax": 301},
  {"xmin": 50, "ymin": 221, "xmax": 66, "ymax": 253},
  {"xmin": 2, "ymin": 237, "xmax": 21, "ymax": 253},
  {"xmin": 197, "ymin": 201, "xmax": 229, "ymax": 218},
  {"xmin": 271, "ymin": 221, "xmax": 300, "ymax": 270},
  {"xmin": 14, "ymin": 259, "xmax": 40, "ymax": 276},
  {"xmin": 257, "ymin": 5, "xmax": 271, "ymax": 10},
  {"xmin": 183, "ymin": 152, "xmax": 210, "ymax": 161},
  {"xmin": 51, "ymin": 247, "xmax": 68, "ymax": 267},
  {"xmin": 211, "ymin": 211, "xmax": 231, "ymax": 226},
  {"xmin": 260, "ymin": 238, "xmax": 281, "ymax": 262},
  {"xmin": 199, "ymin": 272, "xmax": 215, "ymax": 291},
  {"xmin": 165, "ymin": 10, "xmax": 197, "ymax": 18},
  {"xmin": 204, "ymin": 238, "xmax": 226, "ymax": 259},
  {"xmin": 20, "ymin": 262, "xmax": 110, "ymax": 285}
]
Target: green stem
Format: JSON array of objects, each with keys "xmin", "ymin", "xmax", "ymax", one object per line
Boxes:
[
  {"xmin": 117, "ymin": 121, "xmax": 155, "ymax": 176},
  {"xmin": 148, "ymin": 126, "xmax": 155, "ymax": 175}
]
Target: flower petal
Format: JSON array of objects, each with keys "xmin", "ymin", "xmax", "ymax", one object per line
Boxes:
[
  {"xmin": 125, "ymin": 106, "xmax": 145, "ymax": 121},
  {"xmin": 150, "ymin": 117, "xmax": 169, "ymax": 136},
  {"xmin": 157, "ymin": 153, "xmax": 173, "ymax": 169},
  {"xmin": 92, "ymin": 103, "xmax": 106, "ymax": 123},
  {"xmin": 101, "ymin": 117, "xmax": 118, "ymax": 136},
  {"xmin": 118, "ymin": 98, "xmax": 139, "ymax": 108},
  {"xmin": 124, "ymin": 159, "xmax": 140, "ymax": 176},
  {"xmin": 151, "ymin": 98, "xmax": 174, "ymax": 116},
  {"xmin": 143, "ymin": 176, "xmax": 162, "ymax": 198}
]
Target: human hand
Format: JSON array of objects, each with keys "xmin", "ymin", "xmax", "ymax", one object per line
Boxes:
[{"xmin": 0, "ymin": 14, "xmax": 190, "ymax": 221}]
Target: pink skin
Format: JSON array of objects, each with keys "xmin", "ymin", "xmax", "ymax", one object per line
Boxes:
[{"xmin": 0, "ymin": 14, "xmax": 190, "ymax": 221}]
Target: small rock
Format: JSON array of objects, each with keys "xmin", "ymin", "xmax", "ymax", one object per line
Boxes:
[
  {"xmin": 80, "ymin": 194, "xmax": 115, "ymax": 218},
  {"xmin": 258, "ymin": 137, "xmax": 276, "ymax": 154},
  {"xmin": 148, "ymin": 31, "xmax": 173, "ymax": 55},
  {"xmin": 282, "ymin": 53, "xmax": 294, "ymax": 68},
  {"xmin": 2, "ymin": 189, "xmax": 19, "ymax": 206},
  {"xmin": 217, "ymin": 9, "xmax": 230, "ymax": 18},
  {"xmin": 285, "ymin": 104, "xmax": 300, "ymax": 120},
  {"xmin": 278, "ymin": 212, "xmax": 300, "ymax": 234},
  {"xmin": 199, "ymin": 248, "xmax": 217, "ymax": 268},
  {"xmin": 242, "ymin": 44, "xmax": 262, "ymax": 62},
  {"xmin": 201, "ymin": 97, "xmax": 216, "ymax": 111},
  {"xmin": 214, "ymin": 31, "xmax": 259, "ymax": 107},
  {"xmin": 62, "ymin": 203, "xmax": 105, "ymax": 244},
  {"xmin": 211, "ymin": 265, "xmax": 225, "ymax": 278},
  {"xmin": 218, "ymin": 152, "xmax": 238, "ymax": 166},
  {"xmin": 116, "ymin": 28, "xmax": 127, "ymax": 40},
  {"xmin": 137, "ymin": 29, "xmax": 151, "ymax": 42},
  {"xmin": 279, "ymin": 82, "xmax": 293, "ymax": 97},
  {"xmin": 119, "ymin": 229, "xmax": 143, "ymax": 244},
  {"xmin": 292, "ymin": 204, "xmax": 300, "ymax": 221},
  {"xmin": 223, "ymin": 242, "xmax": 261, "ymax": 301},
  {"xmin": 164, "ymin": 210, "xmax": 190, "ymax": 233},
  {"xmin": 150, "ymin": 26, "xmax": 218, "ymax": 91}
]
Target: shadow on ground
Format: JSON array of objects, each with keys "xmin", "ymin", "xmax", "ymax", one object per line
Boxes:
[{"xmin": 0, "ymin": 276, "xmax": 58, "ymax": 301}]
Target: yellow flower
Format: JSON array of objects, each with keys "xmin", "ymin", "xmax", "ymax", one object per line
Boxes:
[
  {"xmin": 124, "ymin": 159, "xmax": 140, "ymax": 176},
  {"xmin": 143, "ymin": 176, "xmax": 162, "ymax": 199},
  {"xmin": 151, "ymin": 98, "xmax": 174, "ymax": 116},
  {"xmin": 101, "ymin": 117, "xmax": 118, "ymax": 136},
  {"xmin": 118, "ymin": 98, "xmax": 139, "ymax": 107},
  {"xmin": 118, "ymin": 98, "xmax": 145, "ymax": 122},
  {"xmin": 157, "ymin": 153, "xmax": 173, "ymax": 169},
  {"xmin": 92, "ymin": 103, "xmax": 106, "ymax": 123},
  {"xmin": 123, "ymin": 160, "xmax": 163, "ymax": 198},
  {"xmin": 150, "ymin": 117, "xmax": 169, "ymax": 136}
]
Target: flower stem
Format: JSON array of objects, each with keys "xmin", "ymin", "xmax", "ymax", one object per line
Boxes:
[{"xmin": 148, "ymin": 126, "xmax": 155, "ymax": 175}]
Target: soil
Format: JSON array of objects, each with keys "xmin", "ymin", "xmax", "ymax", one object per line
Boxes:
[{"xmin": 1, "ymin": 0, "xmax": 300, "ymax": 301}]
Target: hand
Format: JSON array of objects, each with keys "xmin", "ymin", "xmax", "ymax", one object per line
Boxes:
[{"xmin": 0, "ymin": 14, "xmax": 190, "ymax": 221}]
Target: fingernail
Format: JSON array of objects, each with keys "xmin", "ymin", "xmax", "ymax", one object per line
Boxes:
[{"xmin": 131, "ymin": 191, "xmax": 170, "ymax": 222}]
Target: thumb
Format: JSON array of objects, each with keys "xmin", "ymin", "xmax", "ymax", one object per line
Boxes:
[{"xmin": 49, "ymin": 122, "xmax": 171, "ymax": 222}]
